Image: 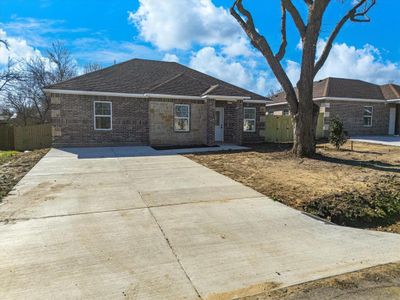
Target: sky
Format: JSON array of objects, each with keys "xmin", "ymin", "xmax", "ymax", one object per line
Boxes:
[{"xmin": 0, "ymin": 0, "xmax": 399, "ymax": 95}]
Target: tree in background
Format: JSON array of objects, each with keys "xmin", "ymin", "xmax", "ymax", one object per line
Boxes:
[
  {"xmin": 231, "ymin": 0, "xmax": 376, "ymax": 157},
  {"xmin": 1, "ymin": 41, "xmax": 78, "ymax": 124},
  {"xmin": 83, "ymin": 62, "xmax": 103, "ymax": 74}
]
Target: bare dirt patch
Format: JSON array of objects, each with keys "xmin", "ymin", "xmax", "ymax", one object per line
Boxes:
[
  {"xmin": 185, "ymin": 142, "xmax": 400, "ymax": 233},
  {"xmin": 0, "ymin": 149, "xmax": 48, "ymax": 202},
  {"xmin": 240, "ymin": 263, "xmax": 400, "ymax": 300}
]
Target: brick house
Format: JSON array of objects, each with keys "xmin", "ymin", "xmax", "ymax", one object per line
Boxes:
[
  {"xmin": 43, "ymin": 59, "xmax": 267, "ymax": 147},
  {"xmin": 267, "ymin": 77, "xmax": 400, "ymax": 137}
]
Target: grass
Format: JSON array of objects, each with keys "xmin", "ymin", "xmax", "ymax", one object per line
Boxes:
[{"xmin": 0, "ymin": 151, "xmax": 19, "ymax": 165}]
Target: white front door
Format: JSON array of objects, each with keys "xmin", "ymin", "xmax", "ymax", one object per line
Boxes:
[{"xmin": 215, "ymin": 107, "xmax": 224, "ymax": 142}]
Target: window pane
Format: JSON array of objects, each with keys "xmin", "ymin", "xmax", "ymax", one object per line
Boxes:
[
  {"xmin": 364, "ymin": 107, "xmax": 372, "ymax": 116},
  {"xmin": 175, "ymin": 105, "xmax": 189, "ymax": 118},
  {"xmin": 95, "ymin": 116, "xmax": 111, "ymax": 129},
  {"xmin": 244, "ymin": 119, "xmax": 255, "ymax": 132},
  {"xmin": 175, "ymin": 118, "xmax": 189, "ymax": 131},
  {"xmin": 244, "ymin": 108, "xmax": 256, "ymax": 119},
  {"xmin": 95, "ymin": 102, "xmax": 111, "ymax": 115},
  {"xmin": 364, "ymin": 116, "xmax": 372, "ymax": 126}
]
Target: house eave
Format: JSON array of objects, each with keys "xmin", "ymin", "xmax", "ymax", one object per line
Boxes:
[
  {"xmin": 266, "ymin": 96, "xmax": 388, "ymax": 107},
  {"xmin": 43, "ymin": 89, "xmax": 264, "ymax": 102}
]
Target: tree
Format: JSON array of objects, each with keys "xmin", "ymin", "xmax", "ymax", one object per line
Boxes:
[
  {"xmin": 1, "ymin": 41, "xmax": 78, "ymax": 124},
  {"xmin": 0, "ymin": 59, "xmax": 22, "ymax": 92},
  {"xmin": 83, "ymin": 62, "xmax": 103, "ymax": 74},
  {"xmin": 231, "ymin": 0, "xmax": 376, "ymax": 157}
]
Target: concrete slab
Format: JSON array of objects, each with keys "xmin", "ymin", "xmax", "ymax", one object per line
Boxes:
[
  {"xmin": 0, "ymin": 209, "xmax": 199, "ymax": 300},
  {"xmin": 351, "ymin": 136, "xmax": 400, "ymax": 147},
  {"xmin": 1, "ymin": 146, "xmax": 399, "ymax": 300},
  {"xmin": 151, "ymin": 198, "xmax": 400, "ymax": 299}
]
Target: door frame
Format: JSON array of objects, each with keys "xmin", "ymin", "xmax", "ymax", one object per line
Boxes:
[{"xmin": 215, "ymin": 107, "xmax": 224, "ymax": 142}]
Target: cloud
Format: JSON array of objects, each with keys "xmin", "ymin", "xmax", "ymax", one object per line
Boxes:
[
  {"xmin": 129, "ymin": 0, "xmax": 253, "ymax": 57},
  {"xmin": 0, "ymin": 29, "xmax": 43, "ymax": 65},
  {"xmin": 162, "ymin": 53, "xmax": 179, "ymax": 63},
  {"xmin": 189, "ymin": 47, "xmax": 274, "ymax": 95},
  {"xmin": 285, "ymin": 41, "xmax": 400, "ymax": 85}
]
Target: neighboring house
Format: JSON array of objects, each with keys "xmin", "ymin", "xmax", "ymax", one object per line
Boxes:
[
  {"xmin": 43, "ymin": 59, "xmax": 267, "ymax": 147},
  {"xmin": 267, "ymin": 77, "xmax": 400, "ymax": 137}
]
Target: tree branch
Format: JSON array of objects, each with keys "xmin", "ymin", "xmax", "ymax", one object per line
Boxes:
[
  {"xmin": 314, "ymin": 0, "xmax": 375, "ymax": 75},
  {"xmin": 0, "ymin": 39, "xmax": 9, "ymax": 49},
  {"xmin": 282, "ymin": 0, "xmax": 306, "ymax": 38},
  {"xmin": 275, "ymin": 1, "xmax": 287, "ymax": 61},
  {"xmin": 231, "ymin": 0, "xmax": 298, "ymax": 112}
]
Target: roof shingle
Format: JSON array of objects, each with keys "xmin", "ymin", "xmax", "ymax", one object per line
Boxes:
[{"xmin": 46, "ymin": 58, "xmax": 266, "ymax": 100}]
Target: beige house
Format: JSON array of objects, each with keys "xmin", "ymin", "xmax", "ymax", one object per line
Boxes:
[{"xmin": 44, "ymin": 59, "xmax": 267, "ymax": 147}]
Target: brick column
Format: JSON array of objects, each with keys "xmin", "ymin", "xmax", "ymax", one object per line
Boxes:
[
  {"xmin": 206, "ymin": 99, "xmax": 216, "ymax": 146},
  {"xmin": 235, "ymin": 100, "xmax": 244, "ymax": 145}
]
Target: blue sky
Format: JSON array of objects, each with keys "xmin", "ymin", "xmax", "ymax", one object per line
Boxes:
[{"xmin": 0, "ymin": 0, "xmax": 399, "ymax": 94}]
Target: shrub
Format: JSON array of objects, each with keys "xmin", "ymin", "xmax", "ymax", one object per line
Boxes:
[{"xmin": 329, "ymin": 116, "xmax": 347, "ymax": 150}]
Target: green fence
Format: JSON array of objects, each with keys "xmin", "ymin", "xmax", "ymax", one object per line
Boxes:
[
  {"xmin": 0, "ymin": 124, "xmax": 52, "ymax": 151},
  {"xmin": 265, "ymin": 113, "xmax": 325, "ymax": 143}
]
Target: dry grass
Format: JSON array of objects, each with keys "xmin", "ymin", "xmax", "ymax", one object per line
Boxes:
[
  {"xmin": 186, "ymin": 142, "xmax": 400, "ymax": 233},
  {"xmin": 0, "ymin": 149, "xmax": 48, "ymax": 202}
]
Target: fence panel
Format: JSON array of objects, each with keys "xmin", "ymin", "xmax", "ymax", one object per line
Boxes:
[
  {"xmin": 13, "ymin": 124, "xmax": 52, "ymax": 151},
  {"xmin": 0, "ymin": 125, "xmax": 14, "ymax": 150},
  {"xmin": 265, "ymin": 113, "xmax": 324, "ymax": 143}
]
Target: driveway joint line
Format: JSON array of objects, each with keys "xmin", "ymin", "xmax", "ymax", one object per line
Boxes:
[{"xmin": 147, "ymin": 205, "xmax": 203, "ymax": 300}]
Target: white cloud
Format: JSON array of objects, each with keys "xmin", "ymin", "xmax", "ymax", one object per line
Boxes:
[
  {"xmin": 285, "ymin": 41, "xmax": 400, "ymax": 85},
  {"xmin": 189, "ymin": 47, "xmax": 274, "ymax": 95},
  {"xmin": 162, "ymin": 53, "xmax": 179, "ymax": 63},
  {"xmin": 0, "ymin": 29, "xmax": 43, "ymax": 65},
  {"xmin": 129, "ymin": 0, "xmax": 253, "ymax": 57}
]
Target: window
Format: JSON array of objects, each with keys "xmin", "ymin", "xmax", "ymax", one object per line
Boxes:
[
  {"xmin": 94, "ymin": 101, "xmax": 112, "ymax": 130},
  {"xmin": 267, "ymin": 110, "xmax": 274, "ymax": 116},
  {"xmin": 243, "ymin": 107, "xmax": 256, "ymax": 132},
  {"xmin": 363, "ymin": 106, "xmax": 373, "ymax": 127},
  {"xmin": 283, "ymin": 109, "xmax": 290, "ymax": 116},
  {"xmin": 174, "ymin": 104, "xmax": 190, "ymax": 132}
]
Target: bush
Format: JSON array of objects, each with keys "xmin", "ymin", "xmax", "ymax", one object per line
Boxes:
[
  {"xmin": 304, "ymin": 179, "xmax": 400, "ymax": 228},
  {"xmin": 329, "ymin": 116, "xmax": 347, "ymax": 150}
]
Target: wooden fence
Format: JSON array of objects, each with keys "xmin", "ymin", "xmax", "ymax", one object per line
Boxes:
[
  {"xmin": 265, "ymin": 113, "xmax": 325, "ymax": 143},
  {"xmin": 0, "ymin": 124, "xmax": 52, "ymax": 151}
]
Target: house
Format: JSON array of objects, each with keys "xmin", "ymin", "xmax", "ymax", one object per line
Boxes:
[
  {"xmin": 267, "ymin": 77, "xmax": 400, "ymax": 137},
  {"xmin": 43, "ymin": 59, "xmax": 267, "ymax": 147}
]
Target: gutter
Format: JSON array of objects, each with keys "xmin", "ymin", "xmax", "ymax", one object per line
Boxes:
[
  {"xmin": 266, "ymin": 96, "xmax": 389, "ymax": 107},
  {"xmin": 43, "ymin": 89, "xmax": 266, "ymax": 102}
]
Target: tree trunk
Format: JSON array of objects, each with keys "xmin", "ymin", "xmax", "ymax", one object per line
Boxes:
[{"xmin": 291, "ymin": 83, "xmax": 320, "ymax": 157}]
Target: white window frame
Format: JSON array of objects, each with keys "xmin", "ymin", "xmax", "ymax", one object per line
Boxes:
[
  {"xmin": 174, "ymin": 104, "xmax": 190, "ymax": 132},
  {"xmin": 243, "ymin": 107, "xmax": 256, "ymax": 133},
  {"xmin": 94, "ymin": 101, "xmax": 112, "ymax": 131},
  {"xmin": 283, "ymin": 108, "xmax": 290, "ymax": 116},
  {"xmin": 363, "ymin": 106, "xmax": 373, "ymax": 128}
]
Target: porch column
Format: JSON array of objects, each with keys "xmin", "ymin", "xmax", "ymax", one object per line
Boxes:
[
  {"xmin": 206, "ymin": 99, "xmax": 216, "ymax": 146},
  {"xmin": 235, "ymin": 100, "xmax": 244, "ymax": 145}
]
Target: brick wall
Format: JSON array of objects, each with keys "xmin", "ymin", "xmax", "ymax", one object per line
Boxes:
[
  {"xmin": 324, "ymin": 101, "xmax": 390, "ymax": 136},
  {"xmin": 51, "ymin": 94, "xmax": 149, "ymax": 147},
  {"xmin": 149, "ymin": 100, "xmax": 207, "ymax": 146}
]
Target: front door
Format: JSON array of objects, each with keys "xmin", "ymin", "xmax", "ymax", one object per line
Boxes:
[{"xmin": 215, "ymin": 107, "xmax": 224, "ymax": 142}]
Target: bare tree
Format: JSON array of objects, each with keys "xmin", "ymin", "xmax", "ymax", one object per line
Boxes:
[
  {"xmin": 0, "ymin": 59, "xmax": 22, "ymax": 92},
  {"xmin": 83, "ymin": 62, "xmax": 103, "ymax": 74},
  {"xmin": 0, "ymin": 39, "xmax": 8, "ymax": 49},
  {"xmin": 1, "ymin": 41, "xmax": 78, "ymax": 124},
  {"xmin": 231, "ymin": 0, "xmax": 376, "ymax": 157}
]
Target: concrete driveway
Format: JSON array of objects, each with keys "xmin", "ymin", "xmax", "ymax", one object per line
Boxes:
[
  {"xmin": 351, "ymin": 135, "xmax": 400, "ymax": 147},
  {"xmin": 0, "ymin": 147, "xmax": 399, "ymax": 300}
]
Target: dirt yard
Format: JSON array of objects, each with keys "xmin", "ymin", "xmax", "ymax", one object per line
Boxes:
[
  {"xmin": 186, "ymin": 142, "xmax": 400, "ymax": 233},
  {"xmin": 243, "ymin": 262, "xmax": 400, "ymax": 300},
  {"xmin": 0, "ymin": 149, "xmax": 48, "ymax": 202}
]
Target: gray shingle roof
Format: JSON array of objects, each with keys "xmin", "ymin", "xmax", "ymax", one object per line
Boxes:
[
  {"xmin": 46, "ymin": 58, "xmax": 266, "ymax": 100},
  {"xmin": 270, "ymin": 77, "xmax": 399, "ymax": 104}
]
